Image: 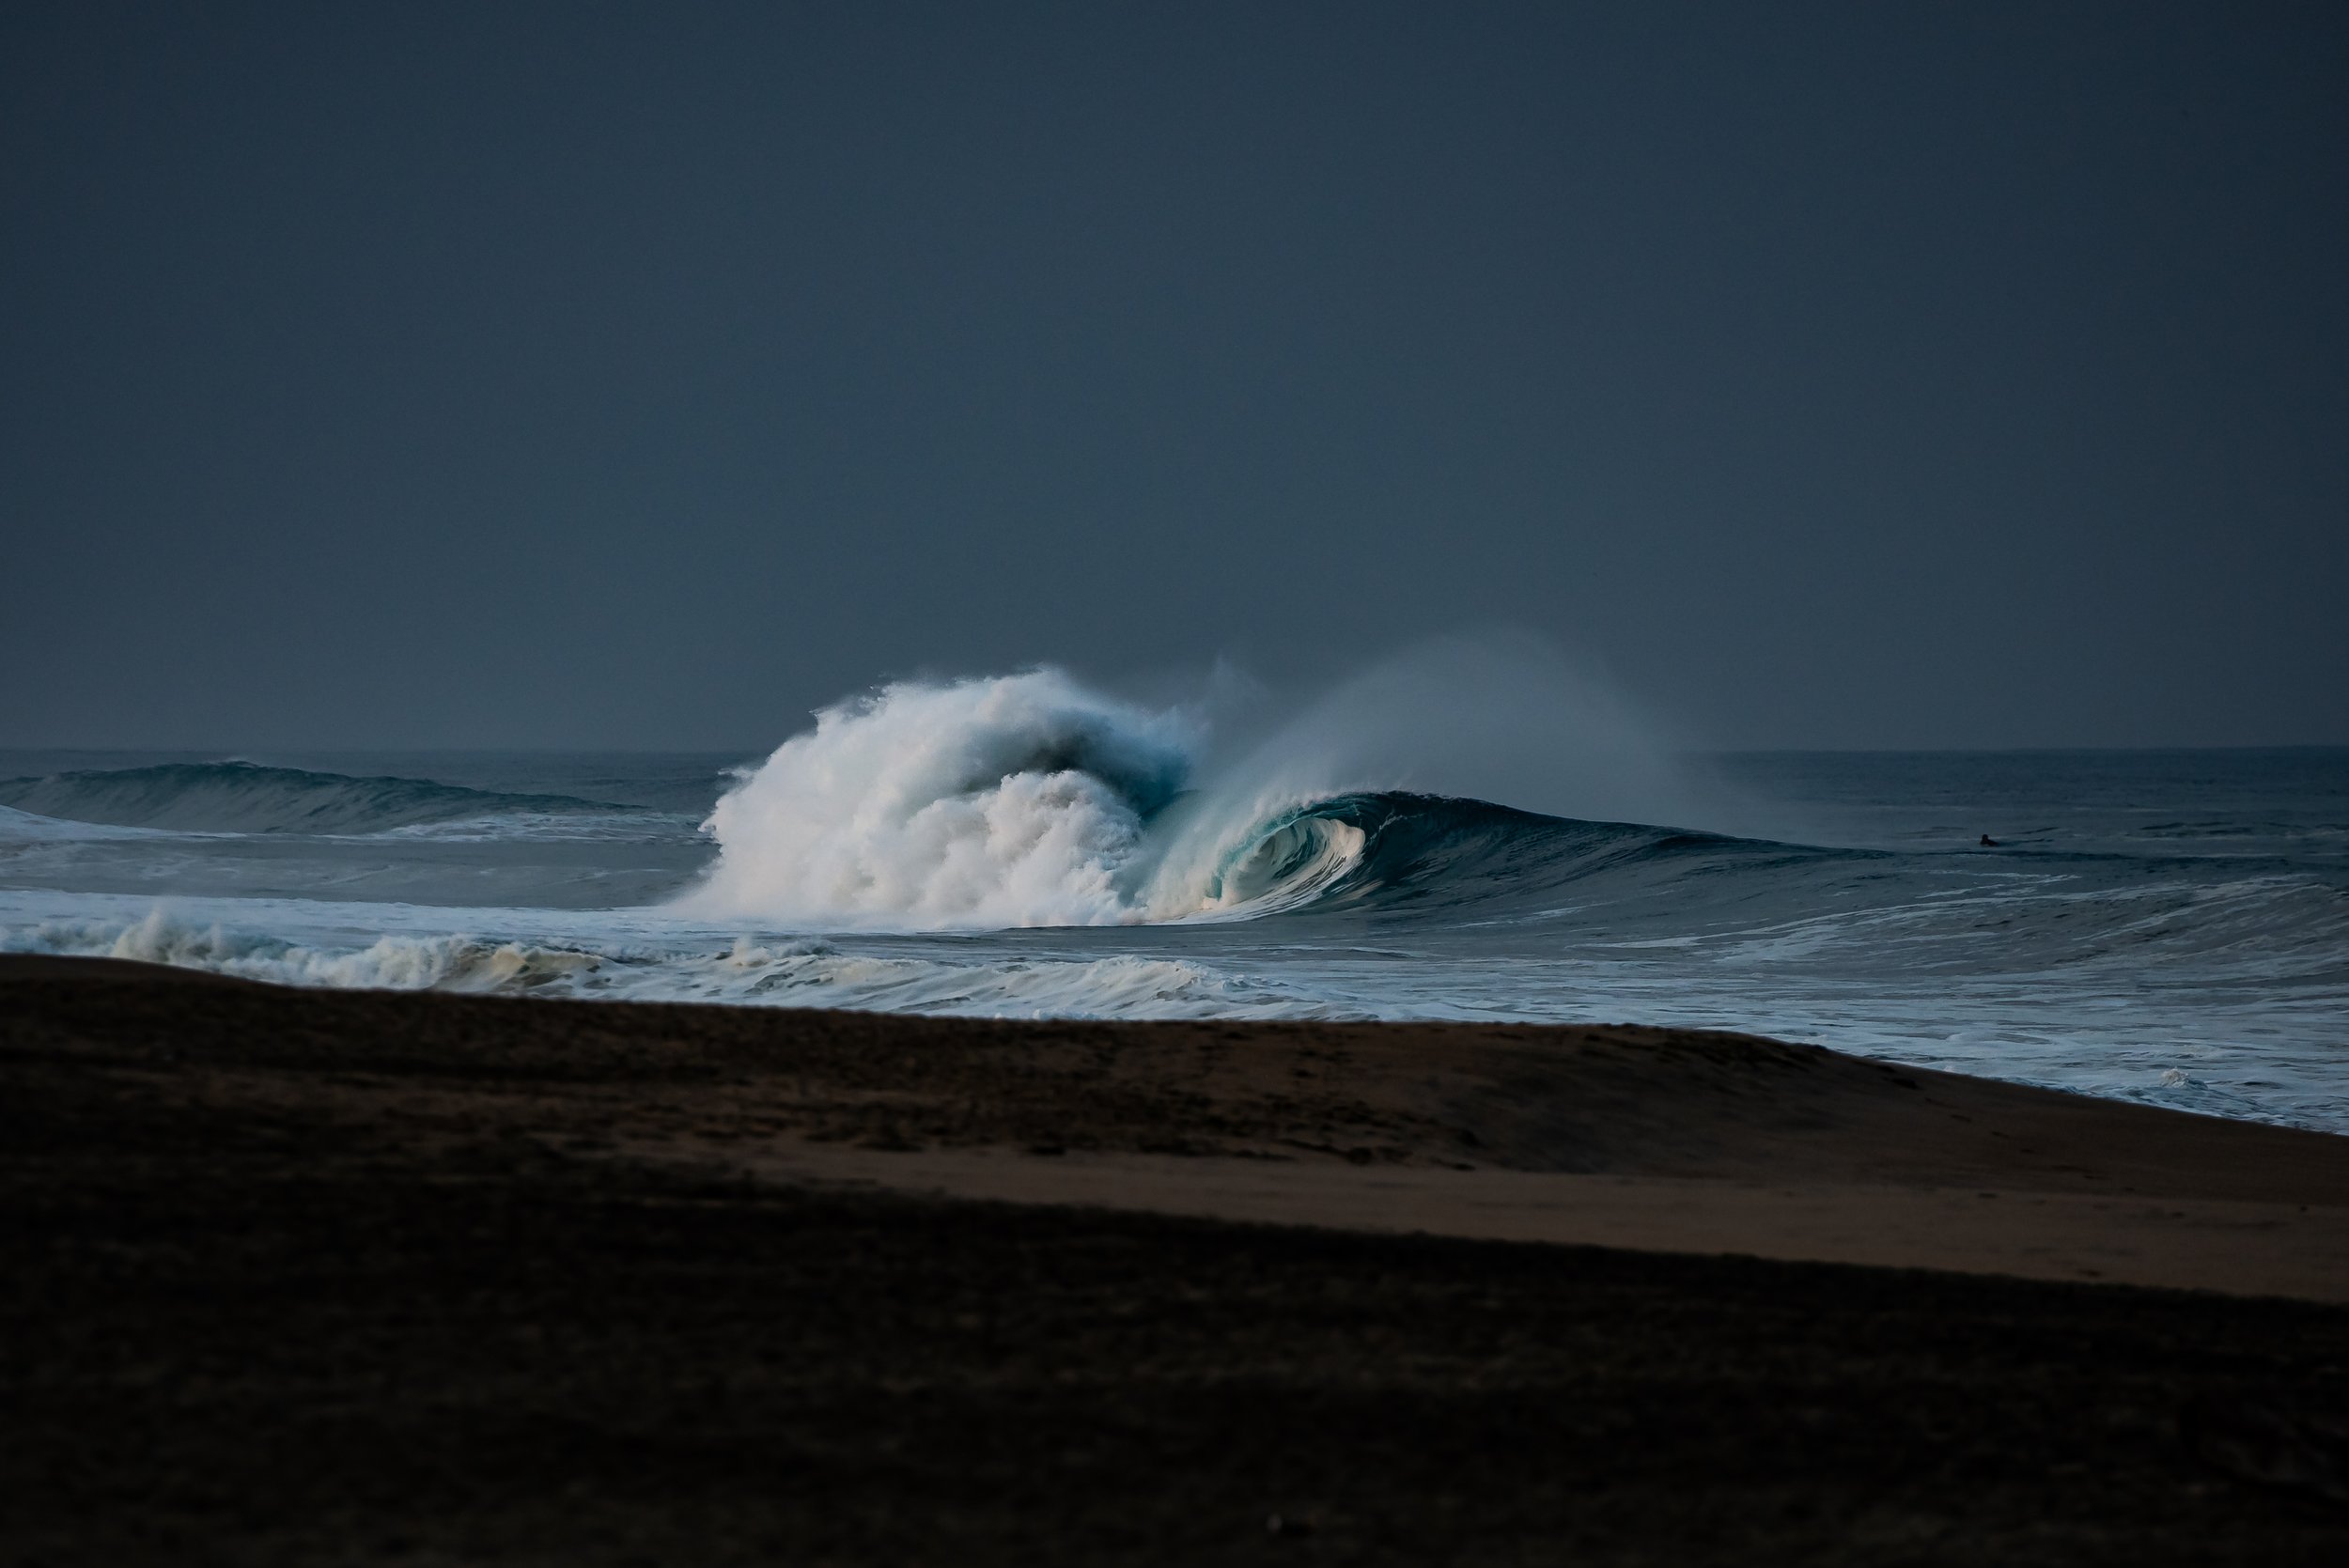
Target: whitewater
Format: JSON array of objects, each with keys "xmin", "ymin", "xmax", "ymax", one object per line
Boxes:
[{"xmin": 5, "ymin": 661, "xmax": 2346, "ymax": 1132}]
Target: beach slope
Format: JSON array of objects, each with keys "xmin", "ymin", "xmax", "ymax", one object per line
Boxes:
[{"xmin": 7, "ymin": 956, "xmax": 2349, "ymax": 1563}]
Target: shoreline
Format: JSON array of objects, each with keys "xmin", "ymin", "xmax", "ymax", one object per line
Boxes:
[
  {"xmin": 8, "ymin": 953, "xmax": 2348, "ymax": 1298},
  {"xmin": 9, "ymin": 956, "xmax": 2349, "ymax": 1560}
]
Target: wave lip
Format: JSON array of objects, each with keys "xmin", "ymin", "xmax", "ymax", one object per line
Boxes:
[{"xmin": 0, "ymin": 761, "xmax": 642, "ymax": 837}]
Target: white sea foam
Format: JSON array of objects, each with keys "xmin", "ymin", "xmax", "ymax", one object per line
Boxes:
[
  {"xmin": 677, "ymin": 669, "xmax": 1198, "ymax": 927},
  {"xmin": 14, "ymin": 908, "xmax": 605, "ymax": 991},
  {"xmin": 1, "ymin": 908, "xmax": 1339, "ymax": 1018}
]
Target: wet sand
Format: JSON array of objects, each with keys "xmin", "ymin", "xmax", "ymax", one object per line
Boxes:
[{"xmin": 7, "ymin": 955, "xmax": 2349, "ymax": 1562}]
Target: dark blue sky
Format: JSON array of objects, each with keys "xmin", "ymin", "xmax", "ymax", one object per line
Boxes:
[{"xmin": 5, "ymin": 1, "xmax": 2344, "ymax": 750}]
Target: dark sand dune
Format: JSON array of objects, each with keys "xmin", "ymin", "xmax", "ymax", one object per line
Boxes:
[
  {"xmin": 0, "ymin": 953, "xmax": 261, "ymax": 986},
  {"xmin": 7, "ymin": 955, "xmax": 2349, "ymax": 1563}
]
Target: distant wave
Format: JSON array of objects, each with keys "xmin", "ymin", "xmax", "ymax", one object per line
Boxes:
[{"xmin": 0, "ymin": 761, "xmax": 643, "ymax": 836}]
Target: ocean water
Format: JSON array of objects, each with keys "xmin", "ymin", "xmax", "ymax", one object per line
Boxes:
[{"xmin": 5, "ymin": 670, "xmax": 2345, "ymax": 1131}]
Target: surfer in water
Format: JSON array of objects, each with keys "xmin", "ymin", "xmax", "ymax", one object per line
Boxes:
[{"xmin": 1980, "ymin": 834, "xmax": 2000, "ymax": 847}]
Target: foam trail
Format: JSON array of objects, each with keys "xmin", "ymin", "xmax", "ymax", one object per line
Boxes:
[
  {"xmin": 2, "ymin": 908, "xmax": 1346, "ymax": 1018},
  {"xmin": 16, "ymin": 908, "xmax": 606, "ymax": 990}
]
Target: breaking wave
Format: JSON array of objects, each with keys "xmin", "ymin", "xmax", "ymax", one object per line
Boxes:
[
  {"xmin": 667, "ymin": 668, "xmax": 2349, "ymax": 986},
  {"xmin": 674, "ymin": 663, "xmax": 1717, "ymax": 929}
]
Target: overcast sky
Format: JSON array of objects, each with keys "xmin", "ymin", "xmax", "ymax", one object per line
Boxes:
[{"xmin": 5, "ymin": 1, "xmax": 2344, "ymax": 752}]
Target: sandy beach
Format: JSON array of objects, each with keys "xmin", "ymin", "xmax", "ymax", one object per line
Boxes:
[{"xmin": 7, "ymin": 955, "xmax": 2349, "ymax": 1562}]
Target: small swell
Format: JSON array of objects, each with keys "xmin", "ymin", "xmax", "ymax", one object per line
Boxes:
[{"xmin": 0, "ymin": 761, "xmax": 639, "ymax": 836}]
